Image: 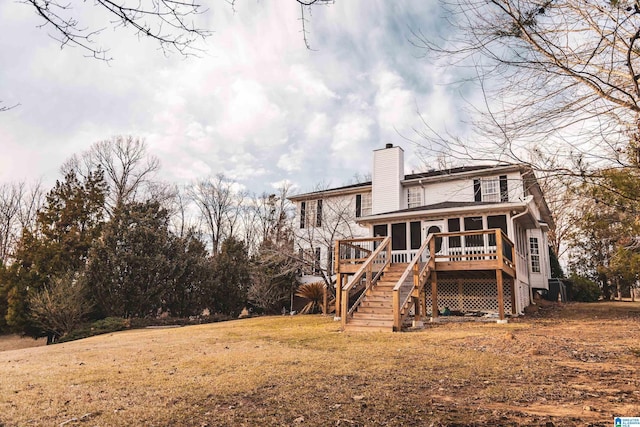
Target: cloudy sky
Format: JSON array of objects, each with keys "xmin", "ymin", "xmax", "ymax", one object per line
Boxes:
[{"xmin": 0, "ymin": 1, "xmax": 471, "ymax": 195}]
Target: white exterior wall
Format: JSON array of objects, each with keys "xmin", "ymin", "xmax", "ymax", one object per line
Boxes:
[
  {"xmin": 372, "ymin": 146, "xmax": 404, "ymax": 214},
  {"xmin": 405, "ymin": 171, "xmax": 526, "ymax": 206},
  {"xmin": 292, "ymin": 192, "xmax": 369, "ymax": 280},
  {"xmin": 420, "ymin": 180, "xmax": 472, "ymax": 205},
  {"xmin": 526, "ymin": 228, "xmax": 550, "ymax": 289}
]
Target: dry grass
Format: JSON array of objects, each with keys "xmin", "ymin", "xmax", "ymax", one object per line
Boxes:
[
  {"xmin": 1, "ymin": 302, "xmax": 639, "ymax": 426},
  {"xmin": 0, "ymin": 335, "xmax": 46, "ymax": 352}
]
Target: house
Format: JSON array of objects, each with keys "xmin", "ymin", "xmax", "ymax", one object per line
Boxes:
[{"xmin": 288, "ymin": 144, "xmax": 554, "ymax": 331}]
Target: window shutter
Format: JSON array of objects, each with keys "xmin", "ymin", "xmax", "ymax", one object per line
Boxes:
[
  {"xmin": 300, "ymin": 201, "xmax": 306, "ymax": 229},
  {"xmin": 355, "ymin": 194, "xmax": 362, "ymax": 218},
  {"xmin": 473, "ymin": 179, "xmax": 482, "ymax": 202},
  {"xmin": 499, "ymin": 175, "xmax": 508, "ymax": 202},
  {"xmin": 316, "ymin": 200, "xmax": 323, "ymax": 227}
]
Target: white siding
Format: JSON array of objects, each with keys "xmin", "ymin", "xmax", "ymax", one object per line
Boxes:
[
  {"xmin": 292, "ymin": 193, "xmax": 369, "ymax": 280},
  {"xmin": 372, "ymin": 146, "xmax": 404, "ymax": 214},
  {"xmin": 409, "ymin": 171, "xmax": 526, "ymax": 206},
  {"xmin": 526, "ymin": 228, "xmax": 549, "ymax": 289}
]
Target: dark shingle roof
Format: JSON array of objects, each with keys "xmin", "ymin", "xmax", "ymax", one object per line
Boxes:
[{"xmin": 369, "ymin": 201, "xmax": 505, "ymax": 216}]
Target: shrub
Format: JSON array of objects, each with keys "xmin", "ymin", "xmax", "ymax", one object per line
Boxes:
[
  {"xmin": 29, "ymin": 272, "xmax": 93, "ymax": 343},
  {"xmin": 296, "ymin": 282, "xmax": 325, "ymax": 314},
  {"xmin": 569, "ymin": 274, "xmax": 601, "ymax": 302}
]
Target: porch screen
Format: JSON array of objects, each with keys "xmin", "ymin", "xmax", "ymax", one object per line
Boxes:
[
  {"xmin": 448, "ymin": 218, "xmax": 461, "ymax": 248},
  {"xmin": 464, "ymin": 216, "xmax": 483, "ymax": 247},
  {"xmin": 487, "ymin": 215, "xmax": 507, "ymax": 246},
  {"xmin": 410, "ymin": 221, "xmax": 421, "ymax": 250},
  {"xmin": 391, "ymin": 223, "xmax": 407, "ymax": 250},
  {"xmin": 373, "ymin": 224, "xmax": 387, "ymax": 250},
  {"xmin": 373, "ymin": 224, "xmax": 387, "ymax": 237}
]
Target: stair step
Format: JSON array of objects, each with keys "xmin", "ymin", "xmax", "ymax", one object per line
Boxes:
[
  {"xmin": 344, "ymin": 325, "xmax": 394, "ymax": 332},
  {"xmin": 356, "ymin": 306, "xmax": 393, "ymax": 315},
  {"xmin": 352, "ymin": 313, "xmax": 393, "ymax": 322},
  {"xmin": 347, "ymin": 318, "xmax": 394, "ymax": 327},
  {"xmin": 366, "ymin": 290, "xmax": 393, "ymax": 297},
  {"xmin": 360, "ymin": 296, "xmax": 393, "ymax": 307}
]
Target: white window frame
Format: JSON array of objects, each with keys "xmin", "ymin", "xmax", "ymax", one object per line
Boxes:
[
  {"xmin": 481, "ymin": 178, "xmax": 500, "ymax": 202},
  {"xmin": 529, "ymin": 237, "xmax": 541, "ymax": 273},
  {"xmin": 360, "ymin": 193, "xmax": 372, "ymax": 217},
  {"xmin": 407, "ymin": 187, "xmax": 422, "ymax": 209}
]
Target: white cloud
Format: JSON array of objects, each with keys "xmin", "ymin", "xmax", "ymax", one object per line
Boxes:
[{"xmin": 0, "ymin": 0, "xmax": 465, "ymax": 197}]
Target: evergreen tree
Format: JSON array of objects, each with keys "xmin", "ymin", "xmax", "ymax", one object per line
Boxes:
[
  {"xmin": 0, "ymin": 169, "xmax": 107, "ymax": 336},
  {"xmin": 208, "ymin": 237, "xmax": 250, "ymax": 317}
]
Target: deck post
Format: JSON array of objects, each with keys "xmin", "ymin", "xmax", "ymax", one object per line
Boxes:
[
  {"xmin": 496, "ymin": 270, "xmax": 505, "ymax": 322},
  {"xmin": 496, "ymin": 230, "xmax": 504, "ymax": 269},
  {"xmin": 335, "ymin": 273, "xmax": 342, "ymax": 320},
  {"xmin": 430, "ymin": 271, "xmax": 439, "ymax": 322},
  {"xmin": 322, "ymin": 284, "xmax": 328, "ymax": 315},
  {"xmin": 412, "ymin": 296, "xmax": 424, "ymax": 328},
  {"xmin": 510, "ymin": 278, "xmax": 517, "ymax": 315}
]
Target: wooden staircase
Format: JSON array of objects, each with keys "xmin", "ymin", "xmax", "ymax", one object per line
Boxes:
[{"xmin": 345, "ymin": 263, "xmax": 409, "ymax": 332}]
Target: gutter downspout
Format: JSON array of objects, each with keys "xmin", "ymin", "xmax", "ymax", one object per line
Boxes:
[{"xmin": 510, "ymin": 196, "xmax": 534, "ymax": 308}]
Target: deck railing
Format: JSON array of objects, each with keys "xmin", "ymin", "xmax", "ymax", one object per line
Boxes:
[
  {"xmin": 388, "ymin": 229, "xmax": 514, "ymax": 270},
  {"xmin": 338, "ymin": 236, "xmax": 391, "ymax": 330},
  {"xmin": 392, "ymin": 233, "xmax": 436, "ymax": 331},
  {"xmin": 335, "ymin": 237, "xmax": 387, "ymax": 272}
]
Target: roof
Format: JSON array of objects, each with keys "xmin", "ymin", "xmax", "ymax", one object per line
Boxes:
[
  {"xmin": 403, "ymin": 165, "xmax": 504, "ymax": 181},
  {"xmin": 373, "ymin": 201, "xmax": 504, "ymax": 216},
  {"xmin": 288, "ymin": 181, "xmax": 371, "ymax": 201},
  {"xmin": 289, "ymin": 164, "xmax": 518, "ymax": 200}
]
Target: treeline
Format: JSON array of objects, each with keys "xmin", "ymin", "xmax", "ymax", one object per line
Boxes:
[{"xmin": 0, "ymin": 136, "xmax": 301, "ymax": 342}]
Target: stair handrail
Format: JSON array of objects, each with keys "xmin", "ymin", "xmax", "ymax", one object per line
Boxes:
[
  {"xmin": 392, "ymin": 233, "xmax": 436, "ymax": 331},
  {"xmin": 340, "ymin": 236, "xmax": 391, "ymax": 330}
]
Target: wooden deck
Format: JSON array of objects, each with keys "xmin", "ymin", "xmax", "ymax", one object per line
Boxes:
[{"xmin": 334, "ymin": 230, "xmax": 516, "ymax": 331}]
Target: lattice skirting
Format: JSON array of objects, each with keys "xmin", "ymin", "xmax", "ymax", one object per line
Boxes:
[{"xmin": 425, "ymin": 278, "xmax": 513, "ymax": 314}]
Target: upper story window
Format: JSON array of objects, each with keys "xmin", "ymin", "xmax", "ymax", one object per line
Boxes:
[
  {"xmin": 407, "ymin": 187, "xmax": 422, "ymax": 208},
  {"xmin": 474, "ymin": 175, "xmax": 509, "ymax": 202},
  {"xmin": 299, "ymin": 200, "xmax": 323, "ymax": 228},
  {"xmin": 481, "ymin": 178, "xmax": 500, "ymax": 202},
  {"xmin": 355, "ymin": 193, "xmax": 372, "ymax": 217}
]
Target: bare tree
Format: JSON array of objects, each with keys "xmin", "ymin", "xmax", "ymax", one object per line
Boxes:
[
  {"xmin": 412, "ymin": 0, "xmax": 640, "ymax": 179},
  {"xmin": 62, "ymin": 136, "xmax": 160, "ymax": 213},
  {"xmin": 23, "ymin": 0, "xmax": 211, "ymax": 61},
  {"xmin": 0, "ymin": 181, "xmax": 44, "ymax": 264},
  {"xmin": 241, "ymin": 183, "xmax": 295, "ymax": 255},
  {"xmin": 189, "ymin": 173, "xmax": 243, "ymax": 254},
  {"xmin": 21, "ymin": 0, "xmax": 335, "ymax": 61},
  {"xmin": 0, "ymin": 183, "xmax": 24, "ymax": 264}
]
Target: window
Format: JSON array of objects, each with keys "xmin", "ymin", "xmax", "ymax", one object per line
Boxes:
[
  {"xmin": 355, "ymin": 193, "xmax": 372, "ymax": 217},
  {"xmin": 316, "ymin": 200, "xmax": 323, "ymax": 227},
  {"xmin": 481, "ymin": 178, "xmax": 500, "ymax": 202},
  {"xmin": 530, "ymin": 237, "xmax": 541, "ymax": 273},
  {"xmin": 474, "ymin": 175, "xmax": 509, "ymax": 202},
  {"xmin": 407, "ymin": 187, "xmax": 422, "ymax": 208},
  {"xmin": 299, "ymin": 200, "xmax": 322, "ymax": 228},
  {"xmin": 299, "ymin": 201, "xmax": 306, "ymax": 229}
]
